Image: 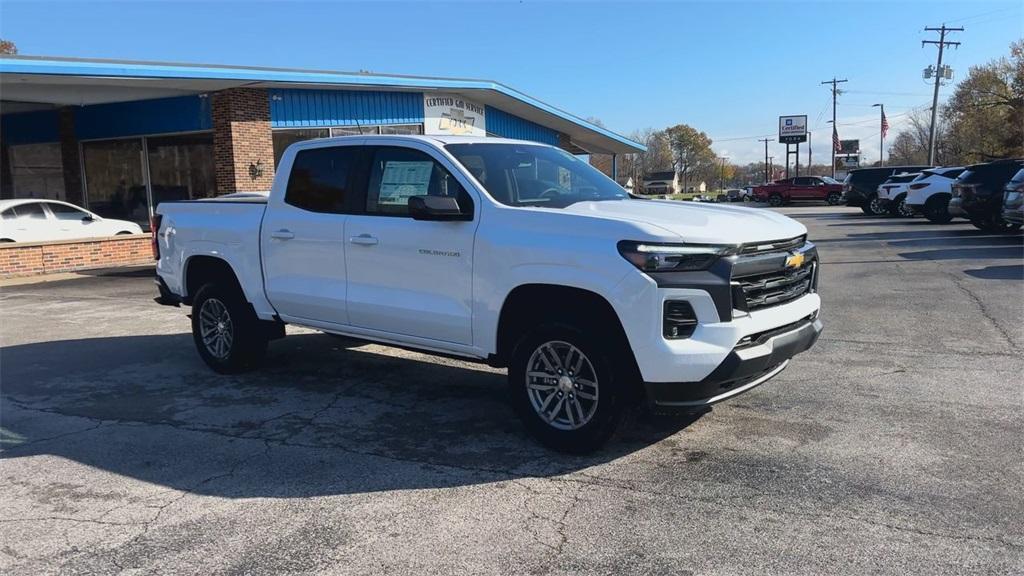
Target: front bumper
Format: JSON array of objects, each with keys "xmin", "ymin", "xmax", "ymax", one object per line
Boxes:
[{"xmin": 644, "ymin": 315, "xmax": 822, "ymax": 408}]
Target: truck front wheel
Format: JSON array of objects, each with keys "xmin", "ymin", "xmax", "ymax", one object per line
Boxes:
[
  {"xmin": 768, "ymin": 193, "xmax": 784, "ymax": 207},
  {"xmin": 191, "ymin": 282, "xmax": 267, "ymax": 374},
  {"xmin": 509, "ymin": 324, "xmax": 625, "ymax": 453}
]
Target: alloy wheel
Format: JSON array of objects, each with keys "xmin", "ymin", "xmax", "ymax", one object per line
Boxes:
[
  {"xmin": 897, "ymin": 200, "xmax": 915, "ymax": 218},
  {"xmin": 869, "ymin": 196, "xmax": 885, "ymax": 215},
  {"xmin": 199, "ymin": 297, "xmax": 234, "ymax": 359},
  {"xmin": 525, "ymin": 340, "xmax": 599, "ymax": 431}
]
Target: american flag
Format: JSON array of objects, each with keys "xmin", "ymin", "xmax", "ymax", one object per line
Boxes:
[
  {"xmin": 881, "ymin": 110, "xmax": 889, "ymax": 138},
  {"xmin": 833, "ymin": 126, "xmax": 841, "ymax": 153}
]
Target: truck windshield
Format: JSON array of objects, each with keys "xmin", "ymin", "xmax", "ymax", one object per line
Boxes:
[{"xmin": 445, "ymin": 143, "xmax": 629, "ymax": 208}]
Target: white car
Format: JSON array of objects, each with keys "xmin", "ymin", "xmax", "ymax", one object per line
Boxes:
[
  {"xmin": 904, "ymin": 167, "xmax": 966, "ymax": 223},
  {"xmin": 154, "ymin": 135, "xmax": 822, "ymax": 452},
  {"xmin": 875, "ymin": 173, "xmax": 922, "ymax": 217},
  {"xmin": 0, "ymin": 199, "xmax": 143, "ymax": 243}
]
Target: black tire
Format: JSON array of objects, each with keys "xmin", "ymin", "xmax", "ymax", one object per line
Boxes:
[
  {"xmin": 509, "ymin": 323, "xmax": 626, "ymax": 453},
  {"xmin": 866, "ymin": 194, "xmax": 886, "ymax": 216},
  {"xmin": 923, "ymin": 195, "xmax": 953, "ymax": 224},
  {"xmin": 768, "ymin": 193, "xmax": 784, "ymax": 207},
  {"xmin": 894, "ymin": 195, "xmax": 916, "ymax": 218},
  {"xmin": 191, "ymin": 282, "xmax": 267, "ymax": 374},
  {"xmin": 826, "ymin": 191, "xmax": 842, "ymax": 206},
  {"xmin": 971, "ymin": 214, "xmax": 1022, "ymax": 233},
  {"xmin": 860, "ymin": 204, "xmax": 874, "ymax": 215}
]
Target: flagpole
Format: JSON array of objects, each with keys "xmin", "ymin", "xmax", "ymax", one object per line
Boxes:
[{"xmin": 873, "ymin": 103, "xmax": 885, "ymax": 167}]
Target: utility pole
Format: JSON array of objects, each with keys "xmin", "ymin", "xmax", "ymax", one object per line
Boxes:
[
  {"xmin": 807, "ymin": 131, "xmax": 812, "ymax": 173},
  {"xmin": 923, "ymin": 25, "xmax": 962, "ymax": 165},
  {"xmin": 719, "ymin": 157, "xmax": 728, "ymax": 193},
  {"xmin": 768, "ymin": 156, "xmax": 775, "ymax": 181},
  {"xmin": 758, "ymin": 138, "xmax": 773, "ymax": 183},
  {"xmin": 821, "ymin": 77, "xmax": 848, "ymax": 178}
]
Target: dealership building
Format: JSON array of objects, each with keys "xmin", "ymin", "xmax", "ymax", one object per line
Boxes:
[{"xmin": 0, "ymin": 55, "xmax": 643, "ymax": 230}]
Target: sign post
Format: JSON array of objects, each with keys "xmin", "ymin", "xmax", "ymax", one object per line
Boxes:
[{"xmin": 779, "ymin": 116, "xmax": 807, "ymax": 180}]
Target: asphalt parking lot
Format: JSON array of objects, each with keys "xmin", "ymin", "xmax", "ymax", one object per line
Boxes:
[{"xmin": 1, "ymin": 206, "xmax": 1022, "ymax": 575}]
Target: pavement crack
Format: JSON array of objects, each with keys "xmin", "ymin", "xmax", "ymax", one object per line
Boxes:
[{"xmin": 946, "ymin": 271, "xmax": 1018, "ymax": 350}]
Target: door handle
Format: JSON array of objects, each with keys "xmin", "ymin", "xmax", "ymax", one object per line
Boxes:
[
  {"xmin": 349, "ymin": 234, "xmax": 379, "ymax": 246},
  {"xmin": 270, "ymin": 229, "xmax": 294, "ymax": 240}
]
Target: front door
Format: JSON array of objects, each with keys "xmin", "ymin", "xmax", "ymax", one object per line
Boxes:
[
  {"xmin": 261, "ymin": 144, "xmax": 361, "ymax": 325},
  {"xmin": 344, "ymin": 144, "xmax": 478, "ymax": 345}
]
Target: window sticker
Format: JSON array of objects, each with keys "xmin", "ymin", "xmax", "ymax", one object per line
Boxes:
[{"xmin": 378, "ymin": 161, "xmax": 433, "ymax": 205}]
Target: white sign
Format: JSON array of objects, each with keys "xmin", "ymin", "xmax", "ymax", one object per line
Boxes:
[
  {"xmin": 424, "ymin": 93, "xmax": 486, "ymax": 137},
  {"xmin": 778, "ymin": 115, "xmax": 808, "ymax": 144}
]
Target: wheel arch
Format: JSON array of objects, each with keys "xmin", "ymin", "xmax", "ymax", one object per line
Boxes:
[
  {"xmin": 493, "ymin": 283, "xmax": 641, "ymax": 391},
  {"xmin": 183, "ymin": 255, "xmax": 243, "ymax": 305}
]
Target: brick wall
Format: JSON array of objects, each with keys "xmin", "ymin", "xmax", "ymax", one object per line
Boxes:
[
  {"xmin": 0, "ymin": 235, "xmax": 152, "ymax": 278},
  {"xmin": 212, "ymin": 88, "xmax": 276, "ymax": 193}
]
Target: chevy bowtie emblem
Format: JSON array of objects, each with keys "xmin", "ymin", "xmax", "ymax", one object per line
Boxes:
[{"xmin": 785, "ymin": 252, "xmax": 805, "ymax": 269}]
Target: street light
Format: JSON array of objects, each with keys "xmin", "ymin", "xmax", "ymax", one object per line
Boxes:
[{"xmin": 872, "ymin": 103, "xmax": 885, "ymax": 166}]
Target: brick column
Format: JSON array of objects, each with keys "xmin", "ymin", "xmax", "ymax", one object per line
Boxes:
[
  {"xmin": 212, "ymin": 88, "xmax": 275, "ymax": 193},
  {"xmin": 59, "ymin": 108, "xmax": 84, "ymax": 205}
]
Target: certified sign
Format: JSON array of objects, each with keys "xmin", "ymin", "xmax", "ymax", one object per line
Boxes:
[
  {"xmin": 778, "ymin": 115, "xmax": 808, "ymax": 144},
  {"xmin": 424, "ymin": 93, "xmax": 486, "ymax": 137}
]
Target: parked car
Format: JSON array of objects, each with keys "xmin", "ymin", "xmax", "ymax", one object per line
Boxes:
[
  {"xmin": 875, "ymin": 172, "xmax": 922, "ymax": 217},
  {"xmin": 153, "ymin": 135, "xmax": 823, "ymax": 452},
  {"xmin": 841, "ymin": 166, "xmax": 933, "ymax": 214},
  {"xmin": 904, "ymin": 166, "xmax": 966, "ymax": 223},
  {"xmin": 949, "ymin": 159, "xmax": 1024, "ymax": 232},
  {"xmin": 725, "ymin": 188, "xmax": 745, "ymax": 202},
  {"xmin": 0, "ymin": 199, "xmax": 143, "ymax": 242},
  {"xmin": 1000, "ymin": 168, "xmax": 1024, "ymax": 228},
  {"xmin": 752, "ymin": 176, "xmax": 844, "ymax": 207}
]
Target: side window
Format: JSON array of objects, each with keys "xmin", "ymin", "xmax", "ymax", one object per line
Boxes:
[
  {"xmin": 1, "ymin": 208, "xmax": 17, "ymax": 220},
  {"xmin": 365, "ymin": 147, "xmax": 472, "ymax": 217},
  {"xmin": 16, "ymin": 203, "xmax": 48, "ymax": 219},
  {"xmin": 47, "ymin": 203, "xmax": 91, "ymax": 220},
  {"xmin": 284, "ymin": 146, "xmax": 357, "ymax": 213}
]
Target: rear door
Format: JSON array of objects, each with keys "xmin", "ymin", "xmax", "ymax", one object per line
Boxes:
[
  {"xmin": 344, "ymin": 142, "xmax": 478, "ymax": 345},
  {"xmin": 261, "ymin": 143, "xmax": 362, "ymax": 325},
  {"xmin": 0, "ymin": 202, "xmax": 53, "ymax": 242}
]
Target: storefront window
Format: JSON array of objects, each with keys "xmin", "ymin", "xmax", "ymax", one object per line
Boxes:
[
  {"xmin": 273, "ymin": 124, "xmax": 425, "ymax": 167},
  {"xmin": 82, "ymin": 139, "xmax": 148, "ymax": 225},
  {"xmin": 147, "ymin": 133, "xmax": 216, "ymax": 208},
  {"xmin": 7, "ymin": 143, "xmax": 66, "ymax": 200},
  {"xmin": 273, "ymin": 128, "xmax": 329, "ymax": 166}
]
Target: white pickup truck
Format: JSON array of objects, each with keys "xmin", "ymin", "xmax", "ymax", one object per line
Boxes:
[{"xmin": 154, "ymin": 135, "xmax": 822, "ymax": 452}]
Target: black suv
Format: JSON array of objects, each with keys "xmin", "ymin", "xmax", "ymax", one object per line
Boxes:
[
  {"xmin": 842, "ymin": 165, "xmax": 932, "ymax": 215},
  {"xmin": 949, "ymin": 159, "xmax": 1024, "ymax": 232}
]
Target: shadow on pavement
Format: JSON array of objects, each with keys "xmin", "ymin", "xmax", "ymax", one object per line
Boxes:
[
  {"xmin": 0, "ymin": 332, "xmax": 702, "ymax": 498},
  {"xmin": 963, "ymin": 264, "xmax": 1024, "ymax": 280},
  {"xmin": 898, "ymin": 246, "xmax": 1024, "ymax": 261}
]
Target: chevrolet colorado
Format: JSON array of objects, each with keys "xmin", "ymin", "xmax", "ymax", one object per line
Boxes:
[{"xmin": 153, "ymin": 135, "xmax": 822, "ymax": 452}]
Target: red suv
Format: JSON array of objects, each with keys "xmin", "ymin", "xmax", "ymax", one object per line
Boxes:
[{"xmin": 753, "ymin": 176, "xmax": 844, "ymax": 207}]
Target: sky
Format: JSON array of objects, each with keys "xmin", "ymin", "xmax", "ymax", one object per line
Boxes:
[{"xmin": 1, "ymin": 0, "xmax": 1021, "ymax": 164}]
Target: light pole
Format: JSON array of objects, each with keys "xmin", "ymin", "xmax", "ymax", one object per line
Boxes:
[
  {"xmin": 719, "ymin": 157, "xmax": 728, "ymax": 194},
  {"xmin": 872, "ymin": 103, "xmax": 885, "ymax": 166},
  {"xmin": 807, "ymin": 131, "xmax": 812, "ymax": 173}
]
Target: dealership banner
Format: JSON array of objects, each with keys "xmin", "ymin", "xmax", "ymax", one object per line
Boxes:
[
  {"xmin": 778, "ymin": 115, "xmax": 808, "ymax": 144},
  {"xmin": 839, "ymin": 139, "xmax": 860, "ymax": 154},
  {"xmin": 424, "ymin": 93, "xmax": 486, "ymax": 137}
]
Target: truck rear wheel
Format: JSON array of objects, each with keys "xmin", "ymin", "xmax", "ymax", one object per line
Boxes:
[
  {"xmin": 509, "ymin": 323, "xmax": 625, "ymax": 453},
  {"xmin": 826, "ymin": 191, "xmax": 842, "ymax": 205},
  {"xmin": 191, "ymin": 282, "xmax": 267, "ymax": 374}
]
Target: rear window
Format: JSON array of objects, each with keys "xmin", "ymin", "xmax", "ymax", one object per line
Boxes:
[{"xmin": 285, "ymin": 146, "xmax": 359, "ymax": 213}]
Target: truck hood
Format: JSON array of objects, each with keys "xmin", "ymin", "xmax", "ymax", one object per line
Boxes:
[{"xmin": 562, "ymin": 199, "xmax": 806, "ymax": 244}]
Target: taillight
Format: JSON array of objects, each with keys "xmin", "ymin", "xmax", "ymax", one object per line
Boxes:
[
  {"xmin": 909, "ymin": 183, "xmax": 929, "ymax": 190},
  {"xmin": 150, "ymin": 214, "xmax": 162, "ymax": 260}
]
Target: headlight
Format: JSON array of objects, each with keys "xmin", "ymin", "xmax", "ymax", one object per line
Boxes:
[{"xmin": 617, "ymin": 240, "xmax": 734, "ymax": 272}]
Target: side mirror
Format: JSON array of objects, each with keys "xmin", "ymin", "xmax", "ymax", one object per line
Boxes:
[
  {"xmin": 82, "ymin": 214, "xmax": 95, "ymax": 222},
  {"xmin": 408, "ymin": 196, "xmax": 470, "ymax": 221}
]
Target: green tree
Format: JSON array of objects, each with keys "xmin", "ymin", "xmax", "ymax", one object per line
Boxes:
[
  {"xmin": 664, "ymin": 124, "xmax": 715, "ymax": 192},
  {"xmin": 942, "ymin": 40, "xmax": 1024, "ymax": 163}
]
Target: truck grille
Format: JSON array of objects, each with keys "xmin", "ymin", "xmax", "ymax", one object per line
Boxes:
[{"xmin": 731, "ymin": 237, "xmax": 817, "ymax": 312}]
